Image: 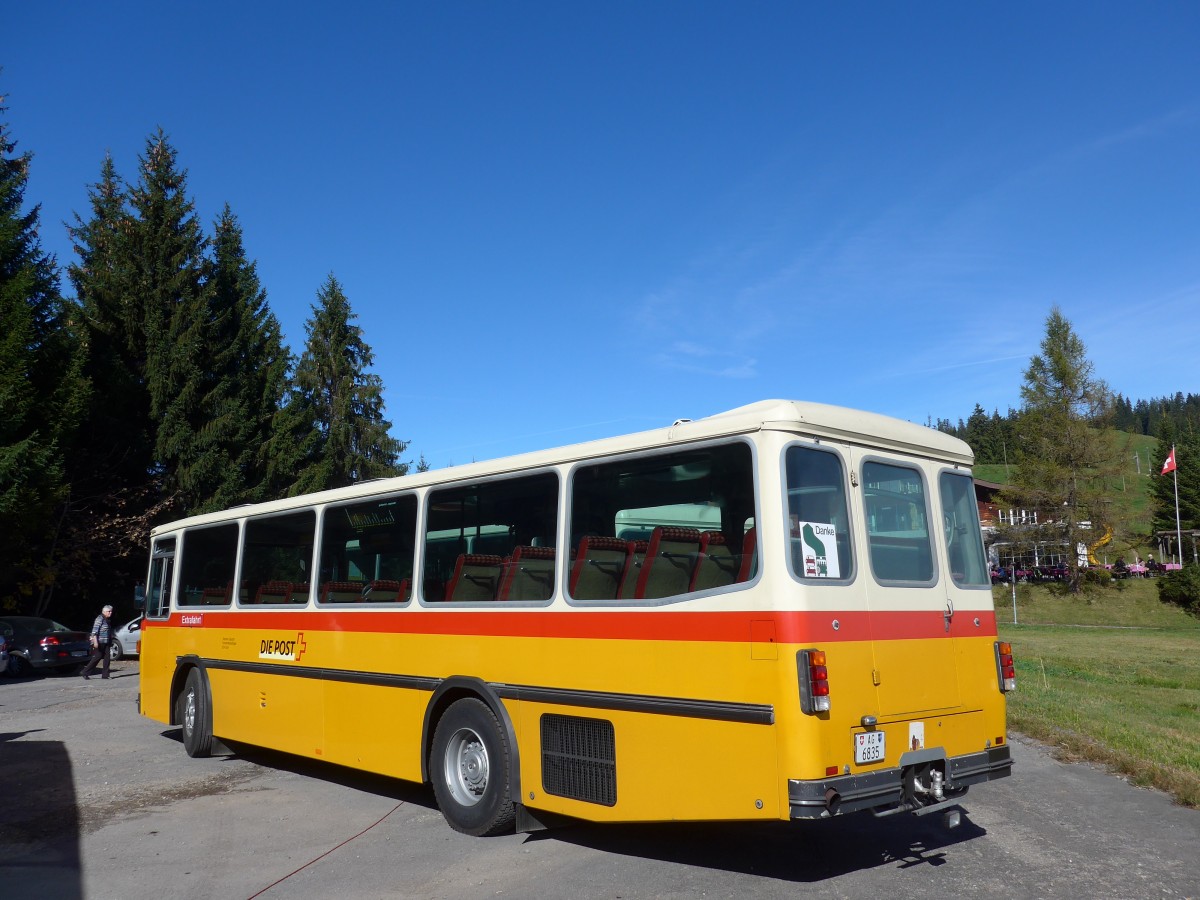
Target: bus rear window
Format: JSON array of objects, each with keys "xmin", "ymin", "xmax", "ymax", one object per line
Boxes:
[
  {"xmin": 939, "ymin": 471, "xmax": 990, "ymax": 587},
  {"xmin": 863, "ymin": 461, "xmax": 934, "ymax": 584},
  {"xmin": 784, "ymin": 446, "xmax": 853, "ymax": 581}
]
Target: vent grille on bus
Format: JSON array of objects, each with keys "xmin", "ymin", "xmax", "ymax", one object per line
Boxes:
[{"xmin": 540, "ymin": 713, "xmax": 617, "ymax": 807}]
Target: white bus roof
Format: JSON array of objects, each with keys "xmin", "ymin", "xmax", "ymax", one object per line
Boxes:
[{"xmin": 150, "ymin": 399, "xmax": 973, "ymax": 535}]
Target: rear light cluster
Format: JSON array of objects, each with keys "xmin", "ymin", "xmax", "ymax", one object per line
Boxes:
[
  {"xmin": 798, "ymin": 649, "xmax": 830, "ymax": 714},
  {"xmin": 995, "ymin": 641, "xmax": 1016, "ymax": 692},
  {"xmin": 40, "ymin": 635, "xmax": 70, "ymax": 659}
]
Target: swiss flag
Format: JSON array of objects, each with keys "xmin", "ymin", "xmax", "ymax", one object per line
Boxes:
[{"xmin": 1162, "ymin": 447, "xmax": 1177, "ymax": 475}]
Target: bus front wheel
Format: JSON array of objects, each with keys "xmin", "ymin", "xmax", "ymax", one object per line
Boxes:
[
  {"xmin": 430, "ymin": 697, "xmax": 515, "ymax": 836},
  {"xmin": 178, "ymin": 668, "xmax": 213, "ymax": 758}
]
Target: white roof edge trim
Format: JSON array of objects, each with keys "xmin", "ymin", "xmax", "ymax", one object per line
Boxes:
[{"xmin": 149, "ymin": 398, "xmax": 972, "ymax": 536}]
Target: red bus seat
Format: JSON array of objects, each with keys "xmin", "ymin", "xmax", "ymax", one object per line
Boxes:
[
  {"xmin": 253, "ymin": 580, "xmax": 294, "ymax": 604},
  {"xmin": 497, "ymin": 546, "xmax": 556, "ymax": 601},
  {"xmin": 363, "ymin": 579, "xmax": 403, "ymax": 602},
  {"xmin": 444, "ymin": 554, "xmax": 504, "ymax": 602},
  {"xmin": 201, "ymin": 586, "xmax": 230, "ymax": 605},
  {"xmin": 738, "ymin": 527, "xmax": 757, "ymax": 582},
  {"xmin": 569, "ymin": 536, "xmax": 631, "ymax": 600},
  {"xmin": 618, "ymin": 541, "xmax": 649, "ymax": 600},
  {"xmin": 635, "ymin": 527, "xmax": 703, "ymax": 600},
  {"xmin": 321, "ymin": 580, "xmax": 367, "ymax": 603},
  {"xmin": 691, "ymin": 531, "xmax": 739, "ymax": 592}
]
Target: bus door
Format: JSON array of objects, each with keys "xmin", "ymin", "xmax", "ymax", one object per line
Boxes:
[
  {"xmin": 854, "ymin": 453, "xmax": 961, "ymax": 722},
  {"xmin": 146, "ymin": 540, "xmax": 176, "ymax": 619}
]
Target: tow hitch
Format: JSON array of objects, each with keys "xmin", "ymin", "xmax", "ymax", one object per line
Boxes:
[{"xmin": 867, "ymin": 759, "xmax": 968, "ymax": 827}]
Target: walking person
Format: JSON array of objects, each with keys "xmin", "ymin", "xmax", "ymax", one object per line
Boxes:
[{"xmin": 81, "ymin": 604, "xmax": 114, "ymax": 680}]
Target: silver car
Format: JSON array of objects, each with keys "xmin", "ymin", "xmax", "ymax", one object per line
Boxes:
[{"xmin": 109, "ymin": 615, "xmax": 143, "ymax": 661}]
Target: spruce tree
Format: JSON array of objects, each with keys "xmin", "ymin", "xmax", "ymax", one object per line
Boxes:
[
  {"xmin": 963, "ymin": 404, "xmax": 996, "ymax": 463},
  {"xmin": 275, "ymin": 274, "xmax": 406, "ymax": 495},
  {"xmin": 998, "ymin": 307, "xmax": 1129, "ymax": 592},
  {"xmin": 200, "ymin": 205, "xmax": 289, "ymax": 510},
  {"xmin": 126, "ymin": 130, "xmax": 210, "ymax": 511},
  {"xmin": 68, "ymin": 154, "xmax": 154, "ymax": 486},
  {"xmin": 63, "ymin": 151, "xmax": 191, "ymax": 616},
  {"xmin": 0, "ymin": 97, "xmax": 86, "ymax": 612}
]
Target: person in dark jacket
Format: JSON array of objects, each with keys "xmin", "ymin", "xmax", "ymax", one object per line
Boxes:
[{"xmin": 81, "ymin": 604, "xmax": 114, "ymax": 680}]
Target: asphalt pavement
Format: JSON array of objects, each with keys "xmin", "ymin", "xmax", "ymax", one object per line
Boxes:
[{"xmin": 2, "ymin": 662, "xmax": 1198, "ymax": 899}]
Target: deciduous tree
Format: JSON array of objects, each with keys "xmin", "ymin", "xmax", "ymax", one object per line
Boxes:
[{"xmin": 998, "ymin": 307, "xmax": 1129, "ymax": 591}]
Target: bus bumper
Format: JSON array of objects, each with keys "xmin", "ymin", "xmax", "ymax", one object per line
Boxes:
[{"xmin": 788, "ymin": 745, "xmax": 1013, "ymax": 819}]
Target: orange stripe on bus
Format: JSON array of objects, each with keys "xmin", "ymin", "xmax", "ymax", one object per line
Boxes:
[{"xmin": 152, "ymin": 608, "xmax": 997, "ymax": 643}]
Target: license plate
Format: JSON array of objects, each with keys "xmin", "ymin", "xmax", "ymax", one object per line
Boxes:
[
  {"xmin": 71, "ymin": 650, "xmax": 87, "ymax": 657},
  {"xmin": 854, "ymin": 730, "xmax": 886, "ymax": 764}
]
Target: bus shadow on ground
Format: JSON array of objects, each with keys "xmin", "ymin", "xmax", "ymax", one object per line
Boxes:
[
  {"xmin": 535, "ymin": 811, "xmax": 987, "ymax": 882},
  {"xmin": 175, "ymin": 734, "xmax": 442, "ymax": 809},
  {"xmin": 0, "ymin": 737, "xmax": 83, "ymax": 899},
  {"xmin": 180, "ymin": 731, "xmax": 985, "ymax": 883}
]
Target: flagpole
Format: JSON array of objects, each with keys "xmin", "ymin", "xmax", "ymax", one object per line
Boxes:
[{"xmin": 1173, "ymin": 446, "xmax": 1183, "ymax": 566}]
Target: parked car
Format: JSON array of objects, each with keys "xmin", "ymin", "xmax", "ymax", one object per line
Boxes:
[
  {"xmin": 0, "ymin": 631, "xmax": 8, "ymax": 675},
  {"xmin": 110, "ymin": 615, "xmax": 143, "ymax": 661},
  {"xmin": 0, "ymin": 616, "xmax": 93, "ymax": 677}
]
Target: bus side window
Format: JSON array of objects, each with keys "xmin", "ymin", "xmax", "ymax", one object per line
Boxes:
[
  {"xmin": 569, "ymin": 441, "xmax": 756, "ymax": 603},
  {"xmin": 241, "ymin": 511, "xmax": 316, "ymax": 605},
  {"xmin": 177, "ymin": 525, "xmax": 238, "ymax": 607},
  {"xmin": 423, "ymin": 472, "xmax": 559, "ymax": 603},
  {"xmin": 317, "ymin": 494, "xmax": 418, "ymax": 605}
]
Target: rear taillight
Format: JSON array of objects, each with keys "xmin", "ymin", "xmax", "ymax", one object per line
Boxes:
[
  {"xmin": 995, "ymin": 641, "xmax": 1016, "ymax": 692},
  {"xmin": 798, "ymin": 648, "xmax": 831, "ymax": 714},
  {"xmin": 40, "ymin": 634, "xmax": 70, "ymax": 658}
]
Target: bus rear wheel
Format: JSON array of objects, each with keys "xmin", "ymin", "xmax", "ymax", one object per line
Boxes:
[
  {"xmin": 178, "ymin": 668, "xmax": 213, "ymax": 758},
  {"xmin": 430, "ymin": 697, "xmax": 515, "ymax": 836}
]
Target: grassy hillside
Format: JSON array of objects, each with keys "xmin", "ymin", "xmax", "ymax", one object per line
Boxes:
[{"xmin": 975, "ymin": 431, "xmax": 1163, "ymax": 547}]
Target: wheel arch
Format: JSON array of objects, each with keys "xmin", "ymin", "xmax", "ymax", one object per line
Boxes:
[
  {"xmin": 169, "ymin": 654, "xmax": 207, "ymax": 727},
  {"xmin": 420, "ymin": 676, "xmax": 522, "ymax": 800}
]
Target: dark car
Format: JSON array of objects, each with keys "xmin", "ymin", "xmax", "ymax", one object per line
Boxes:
[{"xmin": 0, "ymin": 616, "xmax": 93, "ymax": 677}]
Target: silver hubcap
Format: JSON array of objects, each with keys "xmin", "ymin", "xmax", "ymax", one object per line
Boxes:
[
  {"xmin": 184, "ymin": 688, "xmax": 196, "ymax": 734},
  {"xmin": 444, "ymin": 727, "xmax": 488, "ymax": 807}
]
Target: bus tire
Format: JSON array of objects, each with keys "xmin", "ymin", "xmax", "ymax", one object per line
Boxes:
[
  {"xmin": 430, "ymin": 697, "xmax": 516, "ymax": 836},
  {"xmin": 178, "ymin": 668, "xmax": 213, "ymax": 758}
]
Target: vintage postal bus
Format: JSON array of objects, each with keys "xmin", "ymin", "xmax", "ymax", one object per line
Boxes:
[{"xmin": 138, "ymin": 399, "xmax": 1014, "ymax": 835}]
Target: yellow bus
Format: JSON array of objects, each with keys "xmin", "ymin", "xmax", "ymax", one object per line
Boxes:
[{"xmin": 138, "ymin": 399, "xmax": 1014, "ymax": 835}]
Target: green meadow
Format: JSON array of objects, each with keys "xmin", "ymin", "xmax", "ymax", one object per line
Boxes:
[{"xmin": 996, "ymin": 578, "xmax": 1200, "ymax": 808}]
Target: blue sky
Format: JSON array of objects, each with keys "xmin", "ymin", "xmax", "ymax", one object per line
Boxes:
[{"xmin": 6, "ymin": 3, "xmax": 1198, "ymax": 469}]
